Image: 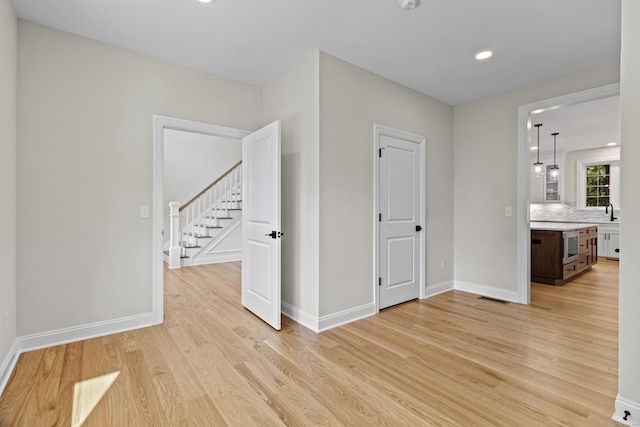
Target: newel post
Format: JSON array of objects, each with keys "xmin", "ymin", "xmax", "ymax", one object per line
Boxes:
[{"xmin": 169, "ymin": 202, "xmax": 181, "ymax": 269}]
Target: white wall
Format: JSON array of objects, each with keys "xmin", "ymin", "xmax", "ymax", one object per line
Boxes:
[
  {"xmin": 617, "ymin": 0, "xmax": 640, "ymax": 419},
  {"xmin": 318, "ymin": 53, "xmax": 454, "ymax": 317},
  {"xmin": 16, "ymin": 21, "xmax": 262, "ymax": 336},
  {"xmin": 262, "ymin": 52, "xmax": 320, "ymax": 319},
  {"xmin": 0, "ymin": 0, "xmax": 17, "ymax": 376},
  {"xmin": 563, "ymin": 146, "xmax": 620, "ymax": 204},
  {"xmin": 163, "ymin": 129, "xmax": 241, "ymax": 244},
  {"xmin": 453, "ymin": 63, "xmax": 620, "ymax": 293}
]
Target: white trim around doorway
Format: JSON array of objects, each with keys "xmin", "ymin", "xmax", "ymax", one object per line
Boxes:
[
  {"xmin": 152, "ymin": 115, "xmax": 250, "ymax": 325},
  {"xmin": 515, "ymin": 83, "xmax": 620, "ymax": 304}
]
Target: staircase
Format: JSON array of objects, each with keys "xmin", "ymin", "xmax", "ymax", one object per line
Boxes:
[{"xmin": 164, "ymin": 161, "xmax": 242, "ymax": 268}]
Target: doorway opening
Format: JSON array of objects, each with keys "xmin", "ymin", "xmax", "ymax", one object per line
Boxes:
[
  {"xmin": 515, "ymin": 83, "xmax": 620, "ymax": 304},
  {"xmin": 152, "ymin": 115, "xmax": 250, "ymax": 325}
]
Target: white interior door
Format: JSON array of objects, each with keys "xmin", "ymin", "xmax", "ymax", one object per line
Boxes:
[
  {"xmin": 378, "ymin": 132, "xmax": 422, "ymax": 310},
  {"xmin": 241, "ymin": 121, "xmax": 282, "ymax": 330}
]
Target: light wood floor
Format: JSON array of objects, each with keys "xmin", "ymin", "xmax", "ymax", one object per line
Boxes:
[{"xmin": 0, "ymin": 260, "xmax": 620, "ymax": 426}]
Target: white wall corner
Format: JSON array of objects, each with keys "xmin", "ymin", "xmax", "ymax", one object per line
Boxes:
[
  {"xmin": 0, "ymin": 338, "xmax": 20, "ymax": 396},
  {"xmin": 613, "ymin": 395, "xmax": 640, "ymax": 426},
  {"xmin": 281, "ymin": 302, "xmax": 319, "ymax": 333},
  {"xmin": 423, "ymin": 281, "xmax": 454, "ymax": 299},
  {"xmin": 453, "ymin": 281, "xmax": 520, "ymax": 303},
  {"xmin": 318, "ymin": 303, "xmax": 376, "ymax": 332},
  {"xmin": 18, "ymin": 313, "xmax": 154, "ymax": 353}
]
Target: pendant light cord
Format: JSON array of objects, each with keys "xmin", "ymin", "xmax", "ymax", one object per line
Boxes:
[
  {"xmin": 535, "ymin": 124, "xmax": 542, "ymax": 162},
  {"xmin": 552, "ymin": 132, "xmax": 559, "ymax": 168}
]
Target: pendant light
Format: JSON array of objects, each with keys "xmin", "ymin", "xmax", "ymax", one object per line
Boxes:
[
  {"xmin": 532, "ymin": 123, "xmax": 544, "ymax": 177},
  {"xmin": 550, "ymin": 132, "xmax": 560, "ymax": 182}
]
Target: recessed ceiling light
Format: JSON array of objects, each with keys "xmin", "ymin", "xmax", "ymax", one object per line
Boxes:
[
  {"xmin": 198, "ymin": 0, "xmax": 214, "ymax": 3},
  {"xmin": 475, "ymin": 50, "xmax": 493, "ymax": 61},
  {"xmin": 530, "ymin": 146, "xmax": 538, "ymax": 151},
  {"xmin": 607, "ymin": 142, "xmax": 618, "ymax": 146},
  {"xmin": 399, "ymin": 0, "xmax": 418, "ymax": 10}
]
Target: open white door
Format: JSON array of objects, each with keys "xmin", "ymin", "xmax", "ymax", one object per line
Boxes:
[{"xmin": 241, "ymin": 121, "xmax": 282, "ymax": 330}]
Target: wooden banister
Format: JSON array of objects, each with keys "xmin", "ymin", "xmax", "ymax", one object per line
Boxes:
[{"xmin": 179, "ymin": 161, "xmax": 242, "ymax": 213}]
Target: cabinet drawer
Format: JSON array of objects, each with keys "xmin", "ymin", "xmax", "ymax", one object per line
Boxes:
[
  {"xmin": 576, "ymin": 254, "xmax": 589, "ymax": 273},
  {"xmin": 563, "ymin": 261, "xmax": 577, "ymax": 280},
  {"xmin": 588, "ymin": 227, "xmax": 598, "ymax": 235},
  {"xmin": 579, "ymin": 236, "xmax": 589, "ymax": 253},
  {"xmin": 578, "ymin": 228, "xmax": 589, "ymax": 237}
]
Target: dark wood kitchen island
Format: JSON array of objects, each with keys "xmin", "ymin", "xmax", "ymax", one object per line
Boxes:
[{"xmin": 531, "ymin": 222, "xmax": 598, "ymax": 286}]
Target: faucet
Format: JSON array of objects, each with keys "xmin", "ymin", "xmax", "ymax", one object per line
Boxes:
[{"xmin": 605, "ymin": 203, "xmax": 617, "ymax": 222}]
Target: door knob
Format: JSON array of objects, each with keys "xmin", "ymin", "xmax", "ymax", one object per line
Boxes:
[
  {"xmin": 265, "ymin": 231, "xmax": 284, "ymax": 239},
  {"xmin": 416, "ymin": 225, "xmax": 422, "ymax": 232}
]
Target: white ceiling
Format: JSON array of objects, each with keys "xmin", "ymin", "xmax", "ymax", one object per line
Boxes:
[
  {"xmin": 530, "ymin": 95, "xmax": 621, "ymax": 155},
  {"xmin": 11, "ymin": 0, "xmax": 620, "ymax": 106}
]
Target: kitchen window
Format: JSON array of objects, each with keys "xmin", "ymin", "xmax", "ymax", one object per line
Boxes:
[{"xmin": 576, "ymin": 157, "xmax": 620, "ymax": 210}]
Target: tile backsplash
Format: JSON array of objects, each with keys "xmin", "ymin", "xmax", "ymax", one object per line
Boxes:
[{"xmin": 531, "ymin": 203, "xmax": 620, "ymax": 223}]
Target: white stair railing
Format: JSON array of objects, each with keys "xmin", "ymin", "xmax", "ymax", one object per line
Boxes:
[{"xmin": 167, "ymin": 161, "xmax": 242, "ymax": 268}]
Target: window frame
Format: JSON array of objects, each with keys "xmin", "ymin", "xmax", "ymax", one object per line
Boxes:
[{"xmin": 576, "ymin": 156, "xmax": 620, "ymax": 210}]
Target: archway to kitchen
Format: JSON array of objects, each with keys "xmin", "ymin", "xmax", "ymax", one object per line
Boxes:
[{"xmin": 516, "ymin": 83, "xmax": 620, "ymax": 303}]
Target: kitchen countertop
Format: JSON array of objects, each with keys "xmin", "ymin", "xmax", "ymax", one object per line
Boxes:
[
  {"xmin": 530, "ymin": 220, "xmax": 619, "ymax": 225},
  {"xmin": 530, "ymin": 221, "xmax": 599, "ymax": 231}
]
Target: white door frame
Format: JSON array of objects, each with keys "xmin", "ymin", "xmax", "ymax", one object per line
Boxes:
[
  {"xmin": 152, "ymin": 115, "xmax": 250, "ymax": 325},
  {"xmin": 373, "ymin": 124, "xmax": 426, "ymax": 312},
  {"xmin": 515, "ymin": 83, "xmax": 620, "ymax": 304}
]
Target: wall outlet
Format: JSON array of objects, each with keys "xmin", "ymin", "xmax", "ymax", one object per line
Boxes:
[
  {"xmin": 3, "ymin": 312, "xmax": 8, "ymax": 330},
  {"xmin": 505, "ymin": 206, "xmax": 513, "ymax": 217},
  {"xmin": 440, "ymin": 259, "xmax": 446, "ymax": 269},
  {"xmin": 140, "ymin": 205, "xmax": 150, "ymax": 218}
]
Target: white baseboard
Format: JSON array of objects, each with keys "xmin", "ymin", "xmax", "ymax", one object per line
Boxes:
[
  {"xmin": 282, "ymin": 301, "xmax": 376, "ymax": 333},
  {"xmin": 18, "ymin": 312, "xmax": 154, "ymax": 353},
  {"xmin": 186, "ymin": 251, "xmax": 242, "ymax": 267},
  {"xmin": 423, "ymin": 280, "xmax": 454, "ymax": 299},
  {"xmin": 281, "ymin": 302, "xmax": 319, "ymax": 332},
  {"xmin": 614, "ymin": 395, "xmax": 640, "ymax": 426},
  {"xmin": 454, "ymin": 280, "xmax": 519, "ymax": 303},
  {"xmin": 318, "ymin": 303, "xmax": 376, "ymax": 332},
  {"xmin": 0, "ymin": 338, "xmax": 20, "ymax": 396}
]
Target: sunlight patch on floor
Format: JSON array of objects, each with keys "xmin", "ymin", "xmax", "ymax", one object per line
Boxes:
[{"xmin": 71, "ymin": 371, "xmax": 120, "ymax": 427}]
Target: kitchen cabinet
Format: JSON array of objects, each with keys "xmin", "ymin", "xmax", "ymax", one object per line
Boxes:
[
  {"xmin": 597, "ymin": 223, "xmax": 620, "ymax": 259},
  {"xmin": 531, "ymin": 173, "xmax": 544, "ymax": 203},
  {"xmin": 577, "ymin": 227, "xmax": 598, "ymax": 273},
  {"xmin": 589, "ymin": 227, "xmax": 598, "ymax": 266},
  {"xmin": 544, "ymin": 165, "xmax": 561, "ymax": 202},
  {"xmin": 531, "ymin": 223, "xmax": 597, "ymax": 286}
]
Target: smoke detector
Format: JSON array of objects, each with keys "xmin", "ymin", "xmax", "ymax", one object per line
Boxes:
[{"xmin": 399, "ymin": 0, "xmax": 418, "ymax": 9}]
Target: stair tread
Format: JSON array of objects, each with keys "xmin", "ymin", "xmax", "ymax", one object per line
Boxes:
[{"xmin": 183, "ymin": 233, "xmax": 211, "ymax": 238}]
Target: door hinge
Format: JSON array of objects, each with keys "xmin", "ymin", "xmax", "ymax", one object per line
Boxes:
[
  {"xmin": 379, "ymin": 147, "xmax": 384, "ymax": 157},
  {"xmin": 379, "ymin": 213, "xmax": 382, "ymax": 222},
  {"xmin": 378, "ymin": 277, "xmax": 382, "ymax": 287}
]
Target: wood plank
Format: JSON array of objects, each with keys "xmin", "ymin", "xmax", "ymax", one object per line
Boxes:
[{"xmin": 0, "ymin": 260, "xmax": 623, "ymax": 426}]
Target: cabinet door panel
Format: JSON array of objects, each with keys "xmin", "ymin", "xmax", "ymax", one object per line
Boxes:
[{"xmin": 563, "ymin": 261, "xmax": 577, "ymax": 280}]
